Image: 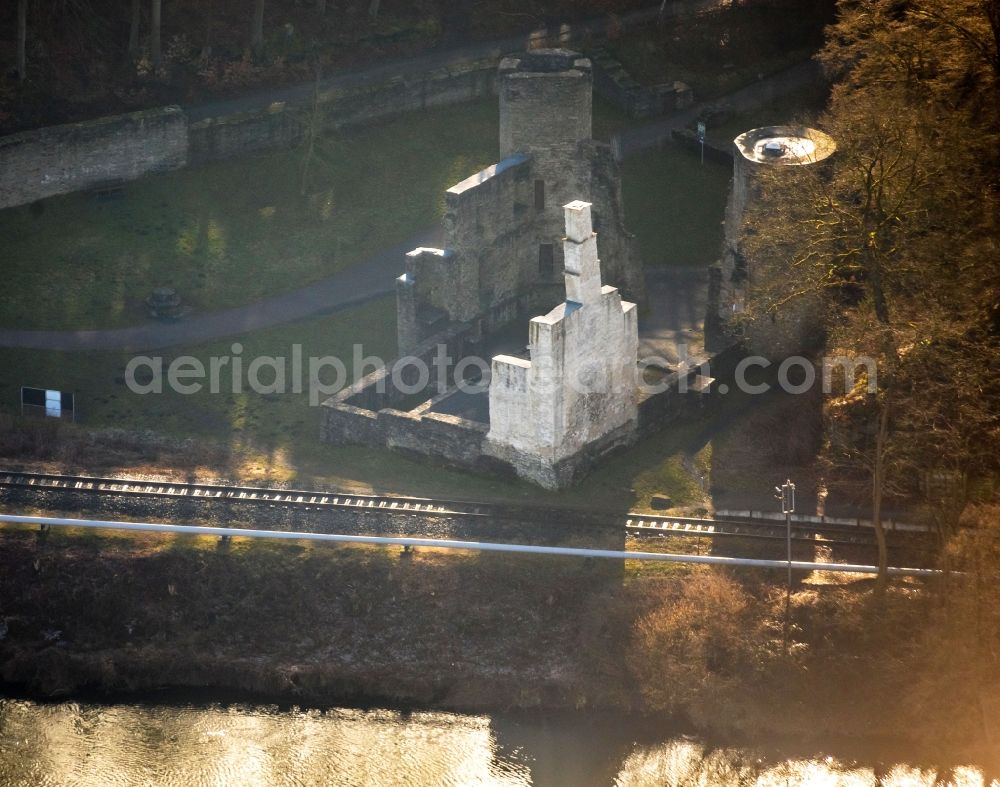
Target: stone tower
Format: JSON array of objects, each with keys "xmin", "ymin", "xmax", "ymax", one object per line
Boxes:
[
  {"xmin": 707, "ymin": 125, "xmax": 836, "ymax": 357},
  {"xmin": 499, "ymin": 50, "xmax": 592, "ymax": 161},
  {"xmin": 397, "ymin": 49, "xmax": 643, "ymax": 356}
]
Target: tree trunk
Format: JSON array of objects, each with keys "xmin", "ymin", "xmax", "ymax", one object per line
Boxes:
[
  {"xmin": 200, "ymin": 0, "xmax": 213, "ymax": 60},
  {"xmin": 150, "ymin": 0, "xmax": 162, "ymax": 68},
  {"xmin": 658, "ymin": 0, "xmax": 671, "ymax": 26},
  {"xmin": 368, "ymin": 0, "xmax": 381, "ymax": 22},
  {"xmin": 316, "ymin": 0, "xmax": 326, "ymax": 15},
  {"xmin": 128, "ymin": 0, "xmax": 141, "ymax": 58},
  {"xmin": 872, "ymin": 399, "xmax": 890, "ymax": 593},
  {"xmin": 251, "ymin": 0, "xmax": 265, "ymax": 56},
  {"xmin": 299, "ymin": 63, "xmax": 324, "ymax": 196},
  {"xmin": 16, "ymin": 0, "xmax": 27, "ymax": 81}
]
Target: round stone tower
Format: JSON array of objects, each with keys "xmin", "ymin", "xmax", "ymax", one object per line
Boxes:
[
  {"xmin": 710, "ymin": 125, "xmax": 837, "ymax": 357},
  {"xmin": 498, "ymin": 49, "xmax": 593, "ymax": 160},
  {"xmin": 729, "ymin": 125, "xmax": 836, "ymax": 231}
]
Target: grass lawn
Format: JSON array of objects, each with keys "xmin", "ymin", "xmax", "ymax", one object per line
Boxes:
[
  {"xmin": 0, "ymin": 99, "xmax": 500, "ymax": 331},
  {"xmin": 0, "ymin": 290, "xmax": 724, "ymax": 510},
  {"xmin": 0, "ymin": 297, "xmax": 396, "ymax": 451},
  {"xmin": 0, "ymin": 91, "xmax": 719, "ymax": 331},
  {"xmin": 622, "ymin": 144, "xmax": 731, "ymax": 268}
]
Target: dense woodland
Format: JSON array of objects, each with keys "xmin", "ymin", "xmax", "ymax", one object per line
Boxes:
[
  {"xmin": 743, "ymin": 0, "xmax": 1000, "ymax": 584},
  {"xmin": 0, "ymin": 0, "xmax": 834, "ymax": 134},
  {"xmin": 0, "ymin": 0, "xmax": 654, "ymax": 133}
]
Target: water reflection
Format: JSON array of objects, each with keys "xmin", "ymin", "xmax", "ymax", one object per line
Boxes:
[
  {"xmin": 613, "ymin": 741, "xmax": 992, "ymax": 787},
  {"xmin": 0, "ymin": 699, "xmax": 992, "ymax": 787}
]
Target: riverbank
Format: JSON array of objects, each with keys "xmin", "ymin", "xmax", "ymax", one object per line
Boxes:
[{"xmin": 1, "ymin": 515, "xmax": 998, "ymax": 769}]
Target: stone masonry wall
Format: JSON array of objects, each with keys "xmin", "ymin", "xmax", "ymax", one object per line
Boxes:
[
  {"xmin": 321, "ymin": 321, "xmax": 490, "ymax": 466},
  {"xmin": 444, "ymin": 155, "xmax": 534, "ymax": 321},
  {"xmin": 187, "ymin": 102, "xmax": 306, "ymax": 164},
  {"xmin": 189, "ymin": 57, "xmax": 498, "ymax": 165},
  {"xmin": 0, "ymin": 106, "xmax": 188, "ymax": 209},
  {"xmin": 498, "ymin": 51, "xmax": 592, "ymax": 160},
  {"xmin": 0, "ymin": 57, "xmax": 498, "ymax": 209},
  {"xmin": 484, "ymin": 201, "xmax": 639, "ymax": 489}
]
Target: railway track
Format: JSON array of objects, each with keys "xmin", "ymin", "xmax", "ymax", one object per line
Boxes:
[
  {"xmin": 0, "ymin": 470, "xmax": 488, "ymax": 517},
  {"xmin": 0, "ymin": 470, "xmax": 922, "ymax": 549}
]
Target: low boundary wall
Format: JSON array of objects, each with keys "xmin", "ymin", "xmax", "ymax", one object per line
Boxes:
[
  {"xmin": 0, "ymin": 57, "xmax": 500, "ymax": 209},
  {"xmin": 0, "ymin": 4, "xmax": 707, "ymax": 209},
  {"xmin": 321, "ymin": 327, "xmax": 744, "ymax": 487},
  {"xmin": 0, "ymin": 106, "xmax": 188, "ymax": 209}
]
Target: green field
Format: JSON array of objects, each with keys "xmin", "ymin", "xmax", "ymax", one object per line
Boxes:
[
  {"xmin": 0, "ymin": 100, "xmax": 500, "ymax": 331},
  {"xmin": 622, "ymin": 145, "xmax": 731, "ymax": 268},
  {"xmin": 0, "ymin": 95, "xmax": 724, "ymax": 332},
  {"xmin": 0, "ymin": 292, "xmax": 716, "ymax": 509}
]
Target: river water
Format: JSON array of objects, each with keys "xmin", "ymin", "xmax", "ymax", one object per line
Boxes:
[{"xmin": 0, "ymin": 698, "xmax": 993, "ymax": 786}]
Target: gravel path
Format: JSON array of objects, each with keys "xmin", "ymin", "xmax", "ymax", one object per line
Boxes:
[{"xmin": 0, "ymin": 226, "xmax": 440, "ymax": 352}]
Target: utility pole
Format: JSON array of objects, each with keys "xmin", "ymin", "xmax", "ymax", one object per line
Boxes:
[{"xmin": 775, "ymin": 478, "xmax": 795, "ymax": 649}]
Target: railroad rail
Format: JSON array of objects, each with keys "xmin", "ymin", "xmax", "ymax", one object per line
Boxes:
[
  {"xmin": 0, "ymin": 470, "xmax": 928, "ymax": 549},
  {"xmin": 0, "ymin": 470, "xmax": 488, "ymax": 517}
]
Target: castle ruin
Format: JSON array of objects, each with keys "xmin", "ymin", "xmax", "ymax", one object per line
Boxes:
[
  {"xmin": 707, "ymin": 125, "xmax": 836, "ymax": 358},
  {"xmin": 321, "ymin": 49, "xmax": 713, "ymax": 489},
  {"xmin": 396, "ymin": 49, "xmax": 643, "ymax": 355},
  {"xmin": 484, "ymin": 200, "xmax": 639, "ymax": 488}
]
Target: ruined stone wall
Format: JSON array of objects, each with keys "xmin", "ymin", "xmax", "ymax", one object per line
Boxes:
[
  {"xmin": 483, "ymin": 419, "xmax": 636, "ymax": 489},
  {"xmin": 497, "ymin": 52, "xmax": 597, "ymax": 309},
  {"xmin": 397, "ymin": 48, "xmax": 645, "ymax": 356},
  {"xmin": 396, "ymin": 155, "xmax": 538, "ymax": 353},
  {"xmin": 380, "ymin": 410, "xmax": 490, "ymax": 466},
  {"xmin": 484, "ymin": 202, "xmax": 639, "ymax": 488},
  {"xmin": 0, "ymin": 106, "xmax": 188, "ymax": 209},
  {"xmin": 321, "ymin": 320, "xmax": 488, "ymax": 461},
  {"xmin": 0, "ymin": 58, "xmax": 498, "ymax": 209},
  {"xmin": 187, "ymin": 103, "xmax": 306, "ymax": 164},
  {"xmin": 499, "ymin": 51, "xmax": 643, "ymax": 309},
  {"xmin": 321, "ymin": 401, "xmax": 490, "ymax": 469},
  {"xmin": 591, "ymin": 47, "xmax": 694, "ymax": 119},
  {"xmin": 186, "ymin": 59, "xmax": 497, "ymax": 164},
  {"xmin": 190, "ymin": 59, "xmax": 499, "ymax": 165},
  {"xmin": 587, "ymin": 142, "xmax": 644, "ymax": 304},
  {"xmin": 444, "ymin": 155, "xmax": 534, "ymax": 320}
]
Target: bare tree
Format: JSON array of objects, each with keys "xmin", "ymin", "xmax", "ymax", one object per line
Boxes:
[
  {"xmin": 150, "ymin": 0, "xmax": 162, "ymax": 68},
  {"xmin": 739, "ymin": 0, "xmax": 1000, "ymax": 591},
  {"xmin": 128, "ymin": 0, "xmax": 141, "ymax": 58},
  {"xmin": 316, "ymin": 0, "xmax": 326, "ymax": 15},
  {"xmin": 368, "ymin": 0, "xmax": 381, "ymax": 22},
  {"xmin": 16, "ymin": 0, "xmax": 27, "ymax": 80},
  {"xmin": 299, "ymin": 63, "xmax": 324, "ymax": 196},
  {"xmin": 251, "ymin": 0, "xmax": 265, "ymax": 56}
]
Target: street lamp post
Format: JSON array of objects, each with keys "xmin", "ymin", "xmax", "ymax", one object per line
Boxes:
[
  {"xmin": 775, "ymin": 479, "xmax": 795, "ymax": 649},
  {"xmin": 775, "ymin": 478, "xmax": 795, "ymax": 585}
]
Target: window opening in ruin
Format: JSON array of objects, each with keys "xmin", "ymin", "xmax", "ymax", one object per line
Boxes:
[
  {"xmin": 534, "ymin": 179, "xmax": 545, "ymax": 210},
  {"xmin": 538, "ymin": 243, "xmax": 554, "ymax": 278}
]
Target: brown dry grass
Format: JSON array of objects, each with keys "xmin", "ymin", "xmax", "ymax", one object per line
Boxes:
[{"xmin": 2, "ymin": 507, "xmax": 998, "ymax": 765}]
